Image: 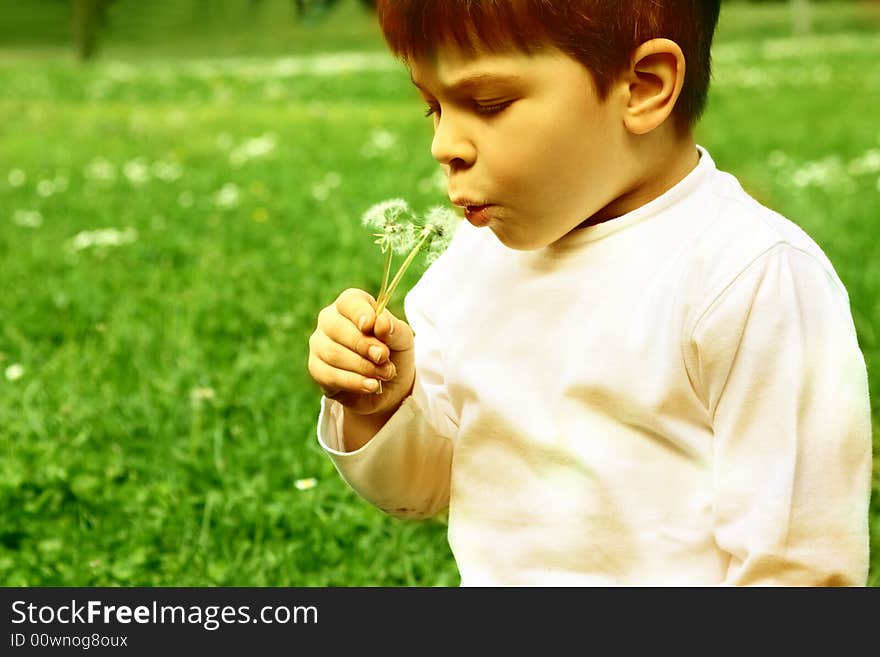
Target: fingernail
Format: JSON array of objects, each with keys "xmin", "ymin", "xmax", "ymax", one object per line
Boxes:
[
  {"xmin": 388, "ymin": 320, "xmax": 394, "ymax": 336},
  {"xmin": 358, "ymin": 315, "xmax": 368, "ymax": 331},
  {"xmin": 363, "ymin": 379, "xmax": 379, "ymax": 392},
  {"xmin": 369, "ymin": 346, "xmax": 384, "ymax": 364}
]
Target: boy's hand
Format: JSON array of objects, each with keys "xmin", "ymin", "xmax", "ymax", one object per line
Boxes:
[{"xmin": 308, "ymin": 288, "xmax": 415, "ymax": 417}]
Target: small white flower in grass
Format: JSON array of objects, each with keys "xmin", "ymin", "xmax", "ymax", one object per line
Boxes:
[
  {"xmin": 263, "ymin": 81, "xmax": 284, "ymax": 100},
  {"xmin": 84, "ymin": 157, "xmax": 116, "ymax": 183},
  {"xmin": 214, "ymin": 183, "xmax": 241, "ymax": 209},
  {"xmin": 848, "ymin": 149, "xmax": 880, "ymax": 177},
  {"xmin": 190, "ymin": 386, "xmax": 216, "ymax": 407},
  {"xmin": 13, "ymin": 210, "xmax": 42, "ymax": 228},
  {"xmin": 812, "ymin": 65, "xmax": 832, "ymax": 85},
  {"xmin": 230, "ymin": 133, "xmax": 277, "ymax": 166},
  {"xmin": 361, "ymin": 129, "xmax": 398, "ymax": 158},
  {"xmin": 790, "ymin": 156, "xmax": 848, "ymax": 189},
  {"xmin": 8, "ymin": 169, "xmax": 26, "ymax": 187},
  {"xmin": 295, "ymin": 478, "xmax": 317, "ymax": 491},
  {"xmin": 418, "ymin": 168, "xmax": 447, "ymax": 194},
  {"xmin": 152, "ymin": 160, "xmax": 183, "ymax": 183},
  {"xmin": 5, "ymin": 364, "xmax": 24, "ymax": 381},
  {"xmin": 37, "ymin": 179, "xmax": 55, "ymax": 197},
  {"xmin": 768, "ymin": 150, "xmax": 789, "ymax": 168},
  {"xmin": 216, "ymin": 132, "xmax": 235, "ymax": 151},
  {"xmin": 166, "ymin": 109, "xmax": 188, "ymax": 127},
  {"xmin": 311, "ymin": 172, "xmax": 342, "ymax": 201},
  {"xmin": 178, "ymin": 191, "xmax": 195, "ymax": 208},
  {"xmin": 71, "ymin": 228, "xmax": 138, "ymax": 251},
  {"xmin": 123, "ymin": 158, "xmax": 150, "ymax": 185}
]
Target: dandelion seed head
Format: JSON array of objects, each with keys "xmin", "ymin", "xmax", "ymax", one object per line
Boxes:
[
  {"xmin": 361, "ymin": 198, "xmax": 411, "ymax": 230},
  {"xmin": 387, "ymin": 221, "xmax": 417, "ymax": 254},
  {"xmin": 410, "ymin": 207, "xmax": 460, "ymax": 266},
  {"xmin": 422, "ymin": 206, "xmax": 460, "ymax": 241},
  {"xmin": 363, "ymin": 199, "xmax": 417, "ymax": 254}
]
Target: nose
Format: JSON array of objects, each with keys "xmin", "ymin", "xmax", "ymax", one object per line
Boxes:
[{"xmin": 430, "ymin": 112, "xmax": 476, "ymax": 170}]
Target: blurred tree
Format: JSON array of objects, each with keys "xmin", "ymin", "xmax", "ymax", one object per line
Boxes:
[
  {"xmin": 249, "ymin": 0, "xmax": 375, "ymax": 22},
  {"xmin": 792, "ymin": 0, "xmax": 812, "ymax": 35},
  {"xmin": 295, "ymin": 0, "xmax": 376, "ymax": 21},
  {"xmin": 72, "ymin": 0, "xmax": 115, "ymax": 60}
]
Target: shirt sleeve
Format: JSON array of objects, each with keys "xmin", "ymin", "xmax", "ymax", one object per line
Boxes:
[
  {"xmin": 315, "ymin": 264, "xmax": 460, "ymax": 521},
  {"xmin": 316, "ymin": 395, "xmax": 453, "ymax": 520},
  {"xmin": 689, "ymin": 243, "xmax": 873, "ymax": 586}
]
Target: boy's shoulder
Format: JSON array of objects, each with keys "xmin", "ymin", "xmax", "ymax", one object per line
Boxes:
[{"xmin": 687, "ymin": 164, "xmax": 846, "ymax": 306}]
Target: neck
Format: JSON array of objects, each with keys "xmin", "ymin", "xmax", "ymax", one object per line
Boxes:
[{"xmin": 578, "ymin": 132, "xmax": 700, "ymax": 229}]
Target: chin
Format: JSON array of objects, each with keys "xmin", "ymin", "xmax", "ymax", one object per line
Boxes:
[
  {"xmin": 491, "ymin": 228, "xmax": 537, "ymax": 251},
  {"xmin": 491, "ymin": 226, "xmax": 555, "ymax": 251}
]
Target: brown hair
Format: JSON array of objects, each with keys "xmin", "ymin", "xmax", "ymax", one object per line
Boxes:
[{"xmin": 376, "ymin": 0, "xmax": 722, "ymax": 133}]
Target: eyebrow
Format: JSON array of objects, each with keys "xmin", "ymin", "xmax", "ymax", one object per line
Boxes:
[{"xmin": 409, "ymin": 73, "xmax": 525, "ymax": 94}]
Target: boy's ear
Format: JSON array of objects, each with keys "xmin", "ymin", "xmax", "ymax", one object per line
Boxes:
[{"xmin": 620, "ymin": 38, "xmax": 686, "ymax": 135}]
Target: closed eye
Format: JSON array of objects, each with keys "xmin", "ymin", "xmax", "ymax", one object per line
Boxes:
[
  {"xmin": 424, "ymin": 100, "xmax": 513, "ymax": 119},
  {"xmin": 474, "ymin": 100, "xmax": 513, "ymax": 115}
]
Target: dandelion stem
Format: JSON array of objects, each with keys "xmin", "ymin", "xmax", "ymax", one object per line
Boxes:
[
  {"xmin": 377, "ymin": 247, "xmax": 393, "ymax": 302},
  {"xmin": 375, "ymin": 231, "xmax": 431, "ymax": 318}
]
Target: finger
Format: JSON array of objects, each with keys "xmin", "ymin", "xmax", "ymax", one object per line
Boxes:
[
  {"xmin": 308, "ymin": 355, "xmax": 382, "ymax": 395},
  {"xmin": 373, "ymin": 310, "xmax": 414, "ymax": 352},
  {"xmin": 319, "ymin": 309, "xmax": 392, "ymax": 364},
  {"xmin": 334, "ymin": 288, "xmax": 379, "ymax": 333},
  {"xmin": 311, "ymin": 333, "xmax": 397, "ymax": 381}
]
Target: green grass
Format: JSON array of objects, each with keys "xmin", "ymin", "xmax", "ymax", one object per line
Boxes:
[{"xmin": 0, "ymin": 0, "xmax": 878, "ymax": 586}]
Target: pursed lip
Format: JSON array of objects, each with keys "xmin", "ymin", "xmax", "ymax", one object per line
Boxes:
[{"xmin": 450, "ymin": 197, "xmax": 493, "ymax": 210}]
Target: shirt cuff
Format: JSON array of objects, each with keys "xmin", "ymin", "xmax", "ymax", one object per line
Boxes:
[{"xmin": 316, "ymin": 395, "xmax": 418, "ymax": 458}]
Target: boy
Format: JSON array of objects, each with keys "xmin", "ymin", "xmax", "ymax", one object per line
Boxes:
[{"xmin": 307, "ymin": 0, "xmax": 873, "ymax": 585}]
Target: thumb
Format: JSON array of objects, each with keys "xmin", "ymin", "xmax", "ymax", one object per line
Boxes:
[{"xmin": 374, "ymin": 309, "xmax": 413, "ymax": 352}]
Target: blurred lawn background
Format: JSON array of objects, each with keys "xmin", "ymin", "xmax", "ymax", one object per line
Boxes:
[{"xmin": 0, "ymin": 0, "xmax": 878, "ymax": 586}]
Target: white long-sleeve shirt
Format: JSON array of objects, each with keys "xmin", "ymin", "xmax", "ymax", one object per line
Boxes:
[{"xmin": 317, "ymin": 147, "xmax": 873, "ymax": 586}]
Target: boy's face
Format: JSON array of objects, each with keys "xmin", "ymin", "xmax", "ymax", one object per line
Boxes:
[{"xmin": 410, "ymin": 44, "xmax": 631, "ymax": 250}]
